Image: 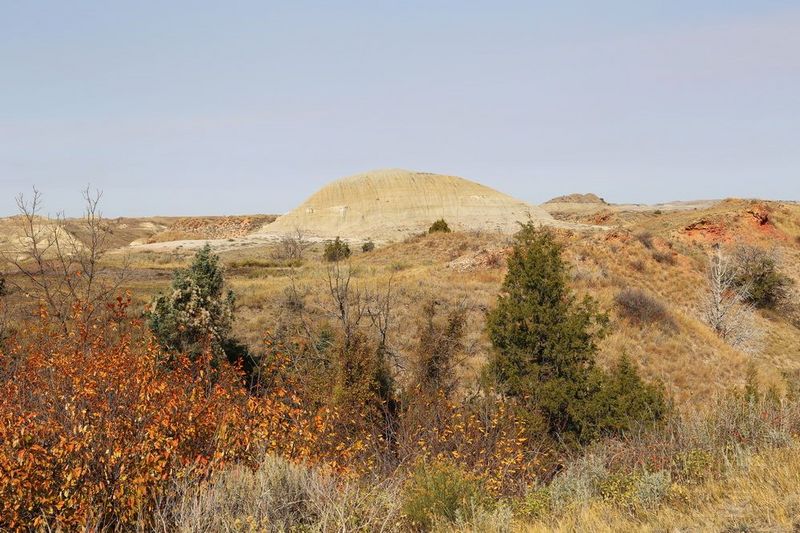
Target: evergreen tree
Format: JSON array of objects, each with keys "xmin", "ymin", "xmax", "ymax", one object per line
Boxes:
[
  {"xmin": 149, "ymin": 244, "xmax": 254, "ymax": 379},
  {"xmin": 488, "ymin": 224, "xmax": 597, "ymax": 441},
  {"xmin": 488, "ymin": 223, "xmax": 665, "ymax": 444}
]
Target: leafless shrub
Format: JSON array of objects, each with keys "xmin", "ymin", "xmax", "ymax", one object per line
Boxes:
[
  {"xmin": 1, "ymin": 187, "xmax": 128, "ymax": 329},
  {"xmin": 615, "ymin": 288, "xmax": 675, "ymax": 329},
  {"xmin": 703, "ymin": 246, "xmax": 762, "ymax": 354},
  {"xmin": 272, "ymin": 227, "xmax": 312, "ymax": 261}
]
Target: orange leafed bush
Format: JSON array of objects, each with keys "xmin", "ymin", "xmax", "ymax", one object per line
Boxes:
[{"xmin": 0, "ymin": 299, "xmax": 323, "ymax": 531}]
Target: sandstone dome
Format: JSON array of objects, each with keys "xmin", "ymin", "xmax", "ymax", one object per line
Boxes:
[{"xmin": 259, "ymin": 169, "xmax": 561, "ymax": 240}]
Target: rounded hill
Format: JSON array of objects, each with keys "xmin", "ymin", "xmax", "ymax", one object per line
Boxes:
[{"xmin": 259, "ymin": 169, "xmax": 561, "ymax": 240}]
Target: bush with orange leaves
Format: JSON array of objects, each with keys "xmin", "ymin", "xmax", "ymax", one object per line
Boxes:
[{"xmin": 0, "ymin": 299, "xmax": 323, "ymax": 531}]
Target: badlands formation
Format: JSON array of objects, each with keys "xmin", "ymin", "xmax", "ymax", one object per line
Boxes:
[{"xmin": 260, "ymin": 169, "xmax": 568, "ymax": 240}]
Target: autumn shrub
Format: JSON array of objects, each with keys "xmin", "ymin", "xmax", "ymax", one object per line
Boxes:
[
  {"xmin": 428, "ymin": 219, "xmax": 451, "ymax": 234},
  {"xmin": 402, "ymin": 461, "xmax": 489, "ymax": 530},
  {"xmin": 323, "ymin": 237, "xmax": 351, "ymax": 262},
  {"xmin": 614, "ymin": 288, "xmax": 675, "ymax": 328},
  {"xmin": 362, "ymin": 240, "xmax": 376, "ymax": 252},
  {"xmin": 0, "ymin": 302, "xmax": 324, "ymax": 531}
]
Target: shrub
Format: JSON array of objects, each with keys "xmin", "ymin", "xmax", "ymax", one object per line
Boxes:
[
  {"xmin": 576, "ymin": 356, "xmax": 668, "ymax": 442},
  {"xmin": 614, "ymin": 288, "xmax": 674, "ymax": 328},
  {"xmin": 409, "ymin": 300, "xmax": 466, "ymax": 398},
  {"xmin": 323, "ymin": 237, "xmax": 351, "ymax": 262},
  {"xmin": 0, "ymin": 273, "xmax": 5, "ymax": 297},
  {"xmin": 630, "ymin": 259, "xmax": 646, "ymax": 273},
  {"xmin": 402, "ymin": 461, "xmax": 488, "ymax": 530},
  {"xmin": 636, "ymin": 232, "xmax": 654, "ymax": 250},
  {"xmin": 149, "ymin": 244, "xmax": 234, "ymax": 359},
  {"xmin": 651, "ymin": 249, "xmax": 676, "ymax": 265},
  {"xmin": 599, "ymin": 470, "xmax": 671, "ymax": 510},
  {"xmin": 362, "ymin": 240, "xmax": 375, "ymax": 252},
  {"xmin": 429, "ymin": 218, "xmax": 451, "ymax": 234},
  {"xmin": 549, "ymin": 453, "xmax": 608, "ymax": 509},
  {"xmin": 0, "ymin": 303, "xmax": 320, "ymax": 531},
  {"xmin": 148, "ymin": 244, "xmax": 256, "ymax": 380},
  {"xmin": 732, "ymin": 244, "xmax": 792, "ymax": 309}
]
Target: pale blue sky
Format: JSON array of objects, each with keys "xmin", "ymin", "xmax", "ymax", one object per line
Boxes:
[{"xmin": 1, "ymin": 1, "xmax": 798, "ymax": 216}]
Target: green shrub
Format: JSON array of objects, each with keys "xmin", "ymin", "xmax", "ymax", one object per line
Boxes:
[
  {"xmin": 402, "ymin": 461, "xmax": 488, "ymax": 530},
  {"xmin": 149, "ymin": 244, "xmax": 234, "ymax": 360},
  {"xmin": 428, "ymin": 219, "xmax": 451, "ymax": 234},
  {"xmin": 0, "ymin": 273, "xmax": 6, "ymax": 297},
  {"xmin": 362, "ymin": 240, "xmax": 375, "ymax": 252},
  {"xmin": 732, "ymin": 244, "xmax": 792, "ymax": 309},
  {"xmin": 577, "ymin": 356, "xmax": 668, "ymax": 442},
  {"xmin": 323, "ymin": 237, "xmax": 351, "ymax": 262}
]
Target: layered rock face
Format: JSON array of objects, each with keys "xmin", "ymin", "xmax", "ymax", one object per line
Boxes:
[{"xmin": 259, "ymin": 169, "xmax": 558, "ymax": 240}]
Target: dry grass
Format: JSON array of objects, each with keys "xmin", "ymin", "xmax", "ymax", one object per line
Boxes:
[{"xmin": 521, "ymin": 445, "xmax": 800, "ymax": 532}]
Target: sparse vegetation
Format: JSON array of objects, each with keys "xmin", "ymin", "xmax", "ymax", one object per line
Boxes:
[{"xmin": 362, "ymin": 239, "xmax": 376, "ymax": 252}]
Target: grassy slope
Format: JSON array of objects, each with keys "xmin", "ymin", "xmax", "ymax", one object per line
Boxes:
[{"xmin": 2, "ymin": 200, "xmax": 798, "ymax": 407}]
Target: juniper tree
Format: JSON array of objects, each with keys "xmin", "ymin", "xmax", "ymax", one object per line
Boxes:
[
  {"xmin": 149, "ymin": 244, "xmax": 253, "ymax": 378},
  {"xmin": 488, "ymin": 224, "xmax": 667, "ymax": 445}
]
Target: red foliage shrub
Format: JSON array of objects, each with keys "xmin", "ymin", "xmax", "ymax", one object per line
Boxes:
[{"xmin": 0, "ymin": 299, "xmax": 323, "ymax": 531}]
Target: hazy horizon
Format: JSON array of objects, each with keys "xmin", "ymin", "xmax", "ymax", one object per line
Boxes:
[{"xmin": 2, "ymin": 1, "xmax": 799, "ymax": 217}]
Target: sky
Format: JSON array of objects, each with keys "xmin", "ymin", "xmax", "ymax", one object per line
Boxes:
[{"xmin": 1, "ymin": 1, "xmax": 798, "ymax": 217}]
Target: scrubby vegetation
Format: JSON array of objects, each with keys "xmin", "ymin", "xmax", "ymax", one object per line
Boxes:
[
  {"xmin": 323, "ymin": 236, "xmax": 352, "ymax": 261},
  {"xmin": 732, "ymin": 244, "xmax": 792, "ymax": 309},
  {"xmin": 362, "ymin": 239, "xmax": 376, "ymax": 252},
  {"xmin": 429, "ymin": 218, "xmax": 452, "ymax": 234},
  {"xmin": 1, "ymin": 196, "xmax": 799, "ymax": 531},
  {"xmin": 614, "ymin": 287, "xmax": 675, "ymax": 328}
]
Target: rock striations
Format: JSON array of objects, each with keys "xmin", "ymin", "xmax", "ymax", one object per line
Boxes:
[{"xmin": 259, "ymin": 169, "xmax": 563, "ymax": 240}]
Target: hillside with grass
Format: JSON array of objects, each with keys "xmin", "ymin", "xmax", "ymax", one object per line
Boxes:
[{"xmin": 0, "ymin": 183, "xmax": 798, "ymax": 531}]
